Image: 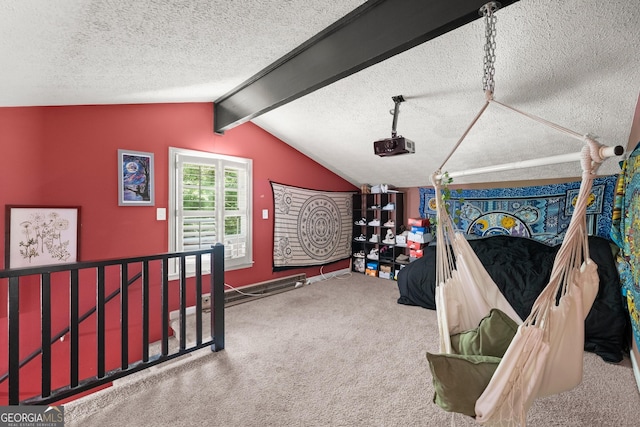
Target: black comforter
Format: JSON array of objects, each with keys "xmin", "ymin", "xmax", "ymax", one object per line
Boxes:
[{"xmin": 397, "ymin": 235, "xmax": 630, "ymax": 363}]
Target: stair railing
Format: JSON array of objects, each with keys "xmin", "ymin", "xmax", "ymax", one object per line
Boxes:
[{"xmin": 0, "ymin": 244, "xmax": 225, "ymax": 405}]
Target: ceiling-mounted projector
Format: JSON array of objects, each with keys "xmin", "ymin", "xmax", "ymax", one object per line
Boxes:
[
  {"xmin": 374, "ymin": 135, "xmax": 415, "ymax": 156},
  {"xmin": 374, "ymin": 95, "xmax": 415, "ymax": 157}
]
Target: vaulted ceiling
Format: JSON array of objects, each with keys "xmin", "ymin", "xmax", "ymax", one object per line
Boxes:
[{"xmin": 1, "ymin": 0, "xmax": 638, "ymax": 186}]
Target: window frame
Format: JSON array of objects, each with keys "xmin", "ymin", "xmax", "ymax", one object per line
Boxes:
[{"xmin": 168, "ymin": 147, "xmax": 253, "ymax": 278}]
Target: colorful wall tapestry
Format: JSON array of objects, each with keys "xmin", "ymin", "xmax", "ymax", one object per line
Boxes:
[
  {"xmin": 610, "ymin": 143, "xmax": 640, "ymax": 349},
  {"xmin": 271, "ymin": 182, "xmax": 354, "ymax": 270},
  {"xmin": 419, "ymin": 175, "xmax": 617, "ymax": 245}
]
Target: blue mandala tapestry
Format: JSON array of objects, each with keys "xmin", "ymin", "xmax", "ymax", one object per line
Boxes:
[
  {"xmin": 271, "ymin": 182, "xmax": 355, "ymax": 270},
  {"xmin": 419, "ymin": 175, "xmax": 617, "ymax": 246},
  {"xmin": 610, "ymin": 143, "xmax": 640, "ymax": 349}
]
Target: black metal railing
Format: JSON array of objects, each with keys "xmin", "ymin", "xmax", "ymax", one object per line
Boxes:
[{"xmin": 0, "ymin": 244, "xmax": 225, "ymax": 405}]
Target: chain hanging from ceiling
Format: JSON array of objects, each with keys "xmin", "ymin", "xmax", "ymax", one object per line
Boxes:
[
  {"xmin": 480, "ymin": 2, "xmax": 499, "ymax": 96},
  {"xmin": 435, "ymin": 1, "xmax": 621, "ymax": 182}
]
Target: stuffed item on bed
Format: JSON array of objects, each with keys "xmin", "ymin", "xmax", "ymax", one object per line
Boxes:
[{"xmin": 397, "ymin": 234, "xmax": 629, "ymax": 363}]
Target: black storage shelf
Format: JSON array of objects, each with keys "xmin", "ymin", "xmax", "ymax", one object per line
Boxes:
[{"xmin": 351, "ymin": 191, "xmax": 406, "ymax": 280}]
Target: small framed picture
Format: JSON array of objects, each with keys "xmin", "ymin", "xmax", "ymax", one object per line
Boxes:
[
  {"xmin": 118, "ymin": 149, "xmax": 155, "ymax": 206},
  {"xmin": 5, "ymin": 205, "xmax": 81, "ymax": 268}
]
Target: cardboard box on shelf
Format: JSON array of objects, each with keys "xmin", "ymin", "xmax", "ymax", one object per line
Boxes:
[
  {"xmin": 407, "ymin": 218, "xmax": 429, "ymax": 227},
  {"xmin": 410, "ymin": 226, "xmax": 427, "ymax": 234},
  {"xmin": 365, "ymin": 268, "xmax": 378, "ymax": 277},
  {"xmin": 353, "ymin": 257, "xmax": 365, "ymax": 273},
  {"xmin": 371, "ymin": 184, "xmax": 397, "ymax": 193},
  {"xmin": 366, "ymin": 262, "xmax": 378, "ymax": 270},
  {"xmin": 379, "ymin": 264, "xmax": 392, "ymax": 273},
  {"xmin": 410, "ymin": 248, "xmax": 424, "ymax": 258},
  {"xmin": 408, "ymin": 240, "xmax": 420, "ymax": 249},
  {"xmin": 408, "ymin": 232, "xmax": 432, "ymax": 244},
  {"xmin": 379, "ymin": 271, "xmax": 391, "ymax": 279}
]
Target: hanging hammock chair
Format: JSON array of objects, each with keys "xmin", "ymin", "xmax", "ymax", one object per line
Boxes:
[
  {"xmin": 425, "ymin": 4, "xmax": 623, "ymax": 425},
  {"xmin": 428, "ymin": 133, "xmax": 608, "ymax": 426}
]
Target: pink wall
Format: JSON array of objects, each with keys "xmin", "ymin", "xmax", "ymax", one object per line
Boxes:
[{"xmin": 398, "ymin": 187, "xmax": 421, "ymax": 219}]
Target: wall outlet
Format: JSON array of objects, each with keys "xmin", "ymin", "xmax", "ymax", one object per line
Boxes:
[{"xmin": 201, "ymin": 294, "xmax": 211, "ymax": 311}]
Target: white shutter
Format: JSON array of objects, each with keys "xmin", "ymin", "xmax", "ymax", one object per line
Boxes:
[
  {"xmin": 180, "ymin": 162, "xmax": 217, "ymax": 251},
  {"xmin": 223, "ymin": 164, "xmax": 248, "ymax": 260},
  {"xmin": 169, "ymin": 148, "xmax": 253, "ymax": 276}
]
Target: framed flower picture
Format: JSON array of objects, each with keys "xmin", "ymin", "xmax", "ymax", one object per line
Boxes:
[{"xmin": 5, "ymin": 205, "xmax": 81, "ymax": 269}]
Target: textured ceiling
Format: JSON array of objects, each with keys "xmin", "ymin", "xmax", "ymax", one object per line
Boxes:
[{"xmin": 1, "ymin": 0, "xmax": 638, "ymax": 186}]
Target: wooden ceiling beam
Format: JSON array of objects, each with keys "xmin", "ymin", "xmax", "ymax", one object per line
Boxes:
[{"xmin": 213, "ymin": 0, "xmax": 519, "ymax": 133}]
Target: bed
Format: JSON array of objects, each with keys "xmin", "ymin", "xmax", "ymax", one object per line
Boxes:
[{"xmin": 397, "ymin": 234, "xmax": 630, "ymax": 363}]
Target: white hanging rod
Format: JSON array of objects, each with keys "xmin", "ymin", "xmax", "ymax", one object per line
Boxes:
[{"xmin": 436, "ymin": 144, "xmax": 623, "ymax": 180}]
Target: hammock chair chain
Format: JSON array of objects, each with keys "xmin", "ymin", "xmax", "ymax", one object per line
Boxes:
[{"xmin": 481, "ymin": 2, "xmax": 499, "ymax": 94}]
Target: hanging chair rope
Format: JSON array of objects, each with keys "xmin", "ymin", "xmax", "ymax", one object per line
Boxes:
[
  {"xmin": 473, "ymin": 141, "xmax": 602, "ymax": 425},
  {"xmin": 525, "ymin": 139, "xmax": 602, "ymax": 331},
  {"xmin": 490, "ymin": 98, "xmax": 587, "ymax": 142},
  {"xmin": 435, "ymin": 96, "xmax": 610, "ymax": 178},
  {"xmin": 435, "ymin": 99, "xmax": 491, "ymax": 173}
]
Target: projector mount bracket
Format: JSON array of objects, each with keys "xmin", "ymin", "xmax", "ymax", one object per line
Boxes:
[{"xmin": 390, "ymin": 95, "xmax": 405, "ymax": 137}]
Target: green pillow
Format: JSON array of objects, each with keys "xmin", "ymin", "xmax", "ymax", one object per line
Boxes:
[
  {"xmin": 450, "ymin": 308, "xmax": 518, "ymax": 358},
  {"xmin": 426, "ymin": 352, "xmax": 501, "ymax": 417}
]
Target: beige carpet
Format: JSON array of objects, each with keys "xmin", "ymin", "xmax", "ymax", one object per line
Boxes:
[{"xmin": 65, "ymin": 273, "xmax": 640, "ymax": 426}]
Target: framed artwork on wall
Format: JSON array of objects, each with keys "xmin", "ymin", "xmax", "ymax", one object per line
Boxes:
[
  {"xmin": 118, "ymin": 149, "xmax": 155, "ymax": 206},
  {"xmin": 5, "ymin": 205, "xmax": 81, "ymax": 269}
]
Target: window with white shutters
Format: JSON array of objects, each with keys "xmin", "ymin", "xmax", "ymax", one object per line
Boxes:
[{"xmin": 169, "ymin": 147, "xmax": 252, "ymax": 276}]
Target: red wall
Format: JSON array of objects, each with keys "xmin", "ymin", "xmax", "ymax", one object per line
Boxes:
[
  {"xmin": 0, "ymin": 102, "xmax": 357, "ymax": 403},
  {"xmin": 0, "ymin": 108, "xmax": 46, "ymax": 260},
  {"xmin": 0, "ymin": 108, "xmax": 48, "ymax": 321},
  {"xmin": 7, "ymin": 102, "xmax": 355, "ymax": 281}
]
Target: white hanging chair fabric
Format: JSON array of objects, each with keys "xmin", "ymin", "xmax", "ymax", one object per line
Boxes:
[
  {"xmin": 432, "ymin": 175, "xmax": 523, "ymax": 355},
  {"xmin": 431, "ymin": 98, "xmax": 607, "ymax": 426},
  {"xmin": 474, "ymin": 145, "xmax": 600, "ymax": 425}
]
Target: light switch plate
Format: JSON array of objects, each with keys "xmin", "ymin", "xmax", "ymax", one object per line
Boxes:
[
  {"xmin": 156, "ymin": 208, "xmax": 167, "ymax": 221},
  {"xmin": 262, "ymin": 209, "xmax": 268, "ymax": 219}
]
